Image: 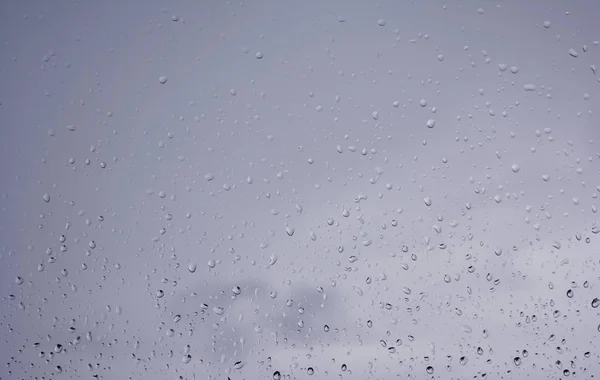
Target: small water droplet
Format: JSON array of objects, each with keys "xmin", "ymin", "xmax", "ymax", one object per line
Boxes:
[
  {"xmin": 234, "ymin": 361, "xmax": 245, "ymax": 369},
  {"xmin": 568, "ymin": 48, "xmax": 579, "ymax": 58},
  {"xmin": 159, "ymin": 76, "xmax": 168, "ymax": 84},
  {"xmin": 514, "ymin": 357, "xmax": 522, "ymax": 366}
]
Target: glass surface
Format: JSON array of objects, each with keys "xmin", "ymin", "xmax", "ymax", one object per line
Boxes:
[{"xmin": 1, "ymin": 0, "xmax": 599, "ymax": 379}]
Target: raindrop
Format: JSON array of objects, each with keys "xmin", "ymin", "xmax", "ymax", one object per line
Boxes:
[
  {"xmin": 424, "ymin": 197, "xmax": 432, "ymax": 206},
  {"xmin": 234, "ymin": 361, "xmax": 245, "ymax": 369},
  {"xmin": 273, "ymin": 371, "xmax": 281, "ymax": 380},
  {"xmin": 377, "ymin": 19, "xmax": 386, "ymax": 26},
  {"xmin": 158, "ymin": 75, "xmax": 168, "ymax": 84},
  {"xmin": 307, "ymin": 367, "xmax": 315, "ymax": 375},
  {"xmin": 426, "ymin": 119, "xmax": 436, "ymax": 128},
  {"xmin": 43, "ymin": 194, "xmax": 50, "ymax": 203},
  {"xmin": 592, "ymin": 298, "xmax": 600, "ymax": 308},
  {"xmin": 568, "ymin": 48, "xmax": 579, "ymax": 57},
  {"xmin": 514, "ymin": 357, "xmax": 521, "ymax": 366},
  {"xmin": 426, "ymin": 366, "xmax": 434, "ymax": 374},
  {"xmin": 511, "ymin": 164, "xmax": 520, "ymax": 173},
  {"xmin": 188, "ymin": 262, "xmax": 197, "ymax": 273}
]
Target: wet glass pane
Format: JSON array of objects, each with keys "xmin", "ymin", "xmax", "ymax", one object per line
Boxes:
[{"xmin": 1, "ymin": 0, "xmax": 599, "ymax": 378}]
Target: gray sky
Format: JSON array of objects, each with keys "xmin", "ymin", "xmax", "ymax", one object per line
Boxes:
[{"xmin": 1, "ymin": 0, "xmax": 599, "ymax": 379}]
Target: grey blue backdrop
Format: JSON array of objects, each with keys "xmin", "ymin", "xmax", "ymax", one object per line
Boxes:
[{"xmin": 1, "ymin": 0, "xmax": 599, "ymax": 379}]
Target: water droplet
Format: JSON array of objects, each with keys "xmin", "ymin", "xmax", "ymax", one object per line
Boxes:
[
  {"xmin": 377, "ymin": 19, "xmax": 386, "ymax": 26},
  {"xmin": 568, "ymin": 48, "xmax": 579, "ymax": 58},
  {"xmin": 273, "ymin": 371, "xmax": 281, "ymax": 380},
  {"xmin": 426, "ymin": 366, "xmax": 434, "ymax": 374},
  {"xmin": 426, "ymin": 119, "xmax": 436, "ymax": 128},
  {"xmin": 208, "ymin": 259, "xmax": 216, "ymax": 268},
  {"xmin": 592, "ymin": 298, "xmax": 600, "ymax": 308},
  {"xmin": 424, "ymin": 197, "xmax": 432, "ymax": 206},
  {"xmin": 307, "ymin": 367, "xmax": 314, "ymax": 375},
  {"xmin": 159, "ymin": 76, "xmax": 168, "ymax": 84},
  {"xmin": 156, "ymin": 290, "xmax": 164, "ymax": 298},
  {"xmin": 234, "ymin": 361, "xmax": 245, "ymax": 369},
  {"xmin": 182, "ymin": 354, "xmax": 191, "ymax": 364},
  {"xmin": 66, "ymin": 124, "xmax": 76, "ymax": 131},
  {"xmin": 543, "ymin": 20, "xmax": 551, "ymax": 28},
  {"xmin": 188, "ymin": 262, "xmax": 197, "ymax": 273},
  {"xmin": 255, "ymin": 51, "xmax": 264, "ymax": 59},
  {"xmin": 511, "ymin": 164, "xmax": 520, "ymax": 173},
  {"xmin": 43, "ymin": 194, "xmax": 50, "ymax": 203},
  {"xmin": 420, "ymin": 99, "xmax": 427, "ymax": 107},
  {"xmin": 514, "ymin": 357, "xmax": 522, "ymax": 366},
  {"xmin": 566, "ymin": 289, "xmax": 573, "ymax": 298},
  {"xmin": 15, "ymin": 276, "xmax": 24, "ymax": 285}
]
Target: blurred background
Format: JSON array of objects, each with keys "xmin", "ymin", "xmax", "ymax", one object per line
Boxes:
[{"xmin": 1, "ymin": 0, "xmax": 599, "ymax": 379}]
